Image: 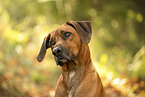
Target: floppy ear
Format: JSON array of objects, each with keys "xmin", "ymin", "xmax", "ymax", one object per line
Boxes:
[
  {"xmin": 37, "ymin": 34, "xmax": 50, "ymax": 62},
  {"xmin": 66, "ymin": 21, "xmax": 92, "ymax": 44}
]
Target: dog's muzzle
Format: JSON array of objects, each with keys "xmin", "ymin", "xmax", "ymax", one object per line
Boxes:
[
  {"xmin": 52, "ymin": 46, "xmax": 69, "ymax": 66},
  {"xmin": 52, "ymin": 46, "xmax": 76, "ymax": 66}
]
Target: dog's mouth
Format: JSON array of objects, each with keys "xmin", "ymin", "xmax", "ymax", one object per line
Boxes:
[
  {"xmin": 59, "ymin": 58, "xmax": 67, "ymax": 63},
  {"xmin": 54, "ymin": 55, "xmax": 76, "ymax": 66},
  {"xmin": 55, "ymin": 56, "xmax": 68, "ymax": 66}
]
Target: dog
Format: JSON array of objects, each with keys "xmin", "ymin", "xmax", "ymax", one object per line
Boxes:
[{"xmin": 37, "ymin": 21, "xmax": 106, "ymax": 97}]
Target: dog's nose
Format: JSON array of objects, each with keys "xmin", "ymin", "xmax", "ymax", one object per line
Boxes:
[{"xmin": 52, "ymin": 47, "xmax": 62, "ymax": 56}]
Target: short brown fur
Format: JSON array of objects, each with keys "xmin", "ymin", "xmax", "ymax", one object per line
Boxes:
[{"xmin": 37, "ymin": 21, "xmax": 106, "ymax": 97}]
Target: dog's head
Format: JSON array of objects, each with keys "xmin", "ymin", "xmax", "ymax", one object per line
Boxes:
[{"xmin": 37, "ymin": 21, "xmax": 92, "ymax": 66}]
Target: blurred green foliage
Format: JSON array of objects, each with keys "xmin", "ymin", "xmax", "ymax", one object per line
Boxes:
[{"xmin": 0, "ymin": 0, "xmax": 145, "ymax": 96}]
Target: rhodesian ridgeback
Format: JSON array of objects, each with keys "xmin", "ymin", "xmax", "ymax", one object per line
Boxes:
[{"xmin": 37, "ymin": 21, "xmax": 106, "ymax": 97}]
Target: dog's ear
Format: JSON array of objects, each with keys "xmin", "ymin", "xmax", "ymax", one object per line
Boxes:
[
  {"xmin": 66, "ymin": 21, "xmax": 92, "ymax": 44},
  {"xmin": 37, "ymin": 34, "xmax": 51, "ymax": 62}
]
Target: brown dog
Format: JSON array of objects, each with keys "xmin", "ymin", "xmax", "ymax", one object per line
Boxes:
[{"xmin": 37, "ymin": 21, "xmax": 106, "ymax": 97}]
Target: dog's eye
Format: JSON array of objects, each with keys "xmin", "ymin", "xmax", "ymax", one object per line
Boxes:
[
  {"xmin": 64, "ymin": 32, "xmax": 71, "ymax": 38},
  {"xmin": 50, "ymin": 41, "xmax": 55, "ymax": 46}
]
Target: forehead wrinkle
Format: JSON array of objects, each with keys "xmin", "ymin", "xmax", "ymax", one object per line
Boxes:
[
  {"xmin": 52, "ymin": 29, "xmax": 60, "ymax": 42},
  {"xmin": 61, "ymin": 26, "xmax": 75, "ymax": 33},
  {"xmin": 60, "ymin": 31, "xmax": 64, "ymax": 34}
]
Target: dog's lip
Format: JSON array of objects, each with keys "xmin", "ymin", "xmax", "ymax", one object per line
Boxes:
[{"xmin": 58, "ymin": 58, "xmax": 67, "ymax": 63}]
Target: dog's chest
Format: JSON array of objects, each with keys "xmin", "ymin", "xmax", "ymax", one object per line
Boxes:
[
  {"xmin": 64, "ymin": 71, "xmax": 76, "ymax": 88},
  {"xmin": 63, "ymin": 69, "xmax": 84, "ymax": 94},
  {"xmin": 69, "ymin": 71, "xmax": 75, "ymax": 80}
]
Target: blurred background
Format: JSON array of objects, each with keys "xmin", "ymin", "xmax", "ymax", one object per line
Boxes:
[{"xmin": 0, "ymin": 0, "xmax": 145, "ymax": 97}]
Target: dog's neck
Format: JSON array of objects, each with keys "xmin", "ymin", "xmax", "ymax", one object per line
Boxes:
[
  {"xmin": 61, "ymin": 43, "xmax": 93, "ymax": 90},
  {"xmin": 61, "ymin": 42, "xmax": 92, "ymax": 72},
  {"xmin": 76, "ymin": 43, "xmax": 92, "ymax": 67}
]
